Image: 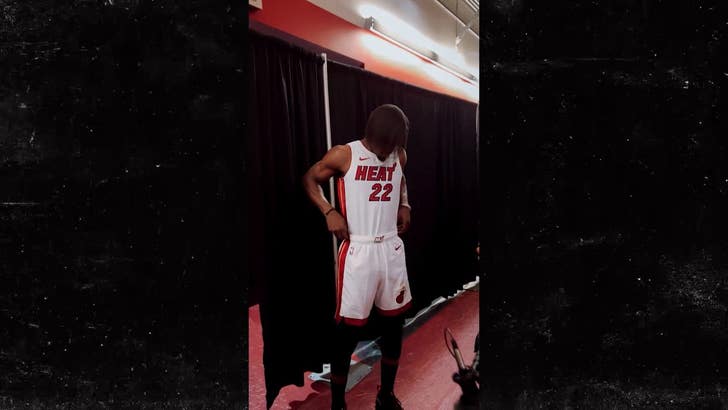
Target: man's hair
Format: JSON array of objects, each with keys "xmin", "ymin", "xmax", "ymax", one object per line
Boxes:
[{"xmin": 365, "ymin": 104, "xmax": 409, "ymax": 148}]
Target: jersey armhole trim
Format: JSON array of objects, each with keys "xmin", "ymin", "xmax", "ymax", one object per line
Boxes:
[{"xmin": 340, "ymin": 143, "xmax": 353, "ymax": 178}]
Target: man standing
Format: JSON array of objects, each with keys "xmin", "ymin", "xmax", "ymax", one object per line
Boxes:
[{"xmin": 303, "ymin": 104, "xmax": 412, "ymax": 410}]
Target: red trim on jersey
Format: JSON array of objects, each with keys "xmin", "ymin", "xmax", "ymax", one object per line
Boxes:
[
  {"xmin": 376, "ymin": 300, "xmax": 413, "ymax": 317},
  {"xmin": 337, "ymin": 177, "xmax": 347, "ymax": 218},
  {"xmin": 334, "ymin": 240, "xmax": 350, "ymax": 323}
]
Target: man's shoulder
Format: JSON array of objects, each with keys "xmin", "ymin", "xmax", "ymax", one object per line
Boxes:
[
  {"xmin": 324, "ymin": 144, "xmax": 352, "ymax": 173},
  {"xmin": 398, "ymin": 147, "xmax": 407, "ymax": 167},
  {"xmin": 330, "ymin": 144, "xmax": 352, "ymax": 156}
]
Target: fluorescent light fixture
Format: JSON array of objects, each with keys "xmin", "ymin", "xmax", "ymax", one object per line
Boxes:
[
  {"xmin": 359, "ymin": 5, "xmax": 440, "ymax": 51},
  {"xmin": 364, "ymin": 17, "xmax": 438, "ymax": 62},
  {"xmin": 430, "ymin": 53, "xmax": 478, "ymax": 84},
  {"xmin": 360, "ymin": 33, "xmax": 423, "ymax": 67},
  {"xmin": 359, "ymin": 5, "xmax": 478, "ymax": 84},
  {"xmin": 435, "ymin": 48, "xmax": 478, "ymax": 81}
]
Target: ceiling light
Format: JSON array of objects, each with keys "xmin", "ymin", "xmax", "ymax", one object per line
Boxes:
[
  {"xmin": 364, "ymin": 17, "xmax": 438, "ymax": 62},
  {"xmin": 361, "ymin": 14, "xmax": 477, "ymax": 84}
]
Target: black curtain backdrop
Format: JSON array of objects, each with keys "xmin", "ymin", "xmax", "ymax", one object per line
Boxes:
[
  {"xmin": 327, "ymin": 61, "xmax": 479, "ymax": 312},
  {"xmin": 246, "ymin": 31, "xmax": 335, "ymax": 407}
]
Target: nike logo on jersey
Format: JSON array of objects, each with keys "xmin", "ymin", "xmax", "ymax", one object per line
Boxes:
[
  {"xmin": 354, "ymin": 164, "xmax": 397, "ymax": 182},
  {"xmin": 395, "ymin": 244, "xmax": 402, "ymax": 251},
  {"xmin": 359, "ymin": 156, "xmax": 369, "ymax": 161}
]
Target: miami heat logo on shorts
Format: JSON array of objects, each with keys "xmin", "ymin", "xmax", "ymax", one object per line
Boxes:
[{"xmin": 396, "ymin": 287, "xmax": 406, "ymax": 304}]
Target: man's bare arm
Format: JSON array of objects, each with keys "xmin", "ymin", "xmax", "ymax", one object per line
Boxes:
[
  {"xmin": 303, "ymin": 145, "xmax": 350, "ymax": 214},
  {"xmin": 397, "ymin": 148, "xmax": 411, "ymax": 234},
  {"xmin": 303, "ymin": 145, "xmax": 351, "ymax": 240},
  {"xmin": 398, "ymin": 148, "xmax": 410, "ymax": 209}
]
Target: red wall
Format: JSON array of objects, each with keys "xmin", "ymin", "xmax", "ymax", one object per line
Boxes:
[{"xmin": 248, "ymin": 0, "xmax": 476, "ymax": 102}]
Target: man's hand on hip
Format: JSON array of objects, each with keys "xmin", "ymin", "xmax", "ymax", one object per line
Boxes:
[{"xmin": 326, "ymin": 211, "xmax": 350, "ymax": 241}]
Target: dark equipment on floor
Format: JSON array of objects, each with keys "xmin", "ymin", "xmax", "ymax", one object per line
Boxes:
[{"xmin": 445, "ymin": 329, "xmax": 479, "ymax": 409}]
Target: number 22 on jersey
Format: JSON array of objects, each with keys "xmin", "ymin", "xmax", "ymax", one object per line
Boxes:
[{"xmin": 369, "ymin": 183, "xmax": 393, "ymax": 202}]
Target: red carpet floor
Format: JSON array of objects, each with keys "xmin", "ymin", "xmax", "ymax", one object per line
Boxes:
[{"xmin": 249, "ymin": 289, "xmax": 479, "ymax": 410}]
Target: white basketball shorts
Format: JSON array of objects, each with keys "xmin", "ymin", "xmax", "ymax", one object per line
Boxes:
[{"xmin": 334, "ymin": 232, "xmax": 413, "ymax": 326}]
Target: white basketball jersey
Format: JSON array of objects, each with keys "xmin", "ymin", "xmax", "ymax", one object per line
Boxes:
[{"xmin": 337, "ymin": 140, "xmax": 403, "ymax": 237}]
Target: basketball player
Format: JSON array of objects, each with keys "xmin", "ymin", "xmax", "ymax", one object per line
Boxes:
[{"xmin": 303, "ymin": 104, "xmax": 412, "ymax": 410}]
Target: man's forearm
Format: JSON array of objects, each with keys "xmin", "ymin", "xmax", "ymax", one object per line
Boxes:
[
  {"xmin": 303, "ymin": 173, "xmax": 334, "ymax": 215},
  {"xmin": 399, "ymin": 175, "xmax": 410, "ymax": 209}
]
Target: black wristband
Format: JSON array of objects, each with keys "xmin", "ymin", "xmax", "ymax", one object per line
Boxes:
[{"xmin": 325, "ymin": 207, "xmax": 336, "ymax": 216}]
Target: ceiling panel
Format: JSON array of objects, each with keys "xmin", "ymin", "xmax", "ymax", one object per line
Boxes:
[
  {"xmin": 436, "ymin": 0, "xmax": 479, "ymax": 36},
  {"xmin": 439, "ymin": 0, "xmax": 458, "ymax": 11}
]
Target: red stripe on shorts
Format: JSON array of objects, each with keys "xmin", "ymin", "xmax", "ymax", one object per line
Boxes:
[
  {"xmin": 342, "ymin": 316, "xmax": 368, "ymax": 327},
  {"xmin": 376, "ymin": 300, "xmax": 413, "ymax": 317},
  {"xmin": 334, "ymin": 240, "xmax": 350, "ymax": 323}
]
